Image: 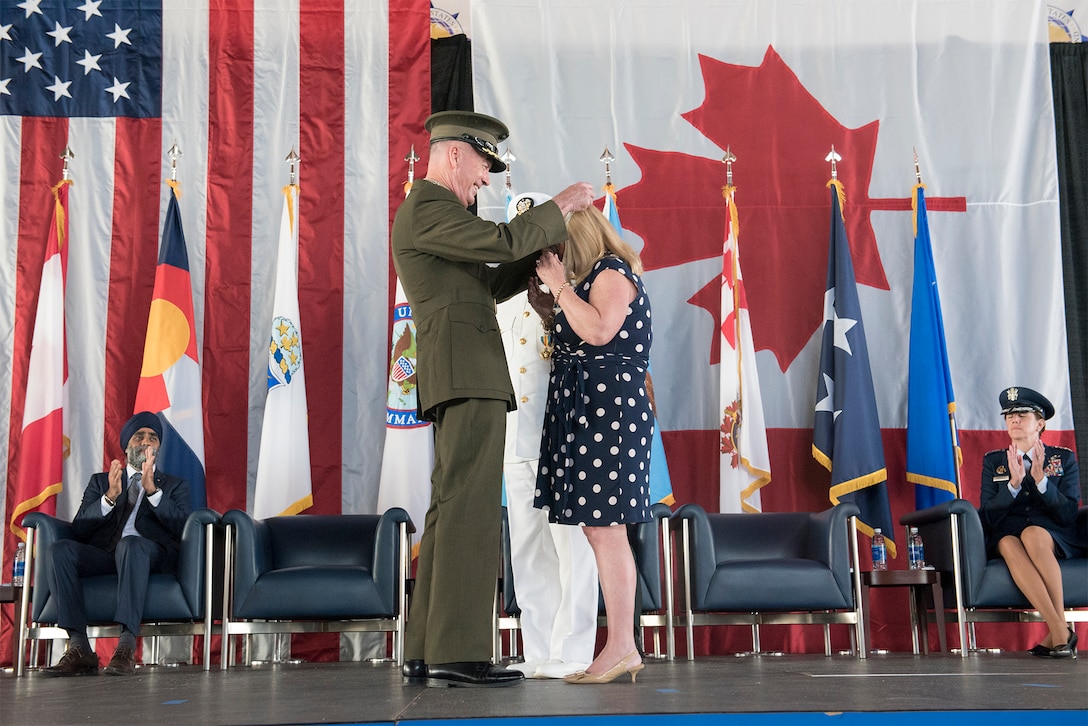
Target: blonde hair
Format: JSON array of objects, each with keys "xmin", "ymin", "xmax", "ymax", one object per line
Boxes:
[{"xmin": 564, "ymin": 207, "xmax": 644, "ymax": 283}]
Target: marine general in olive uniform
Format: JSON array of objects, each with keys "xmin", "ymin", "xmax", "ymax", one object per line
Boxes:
[{"xmin": 391, "ymin": 110, "xmax": 594, "ymax": 687}]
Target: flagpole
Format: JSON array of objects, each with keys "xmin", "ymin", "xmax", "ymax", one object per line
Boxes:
[{"xmin": 722, "ymin": 147, "xmax": 741, "ymax": 412}]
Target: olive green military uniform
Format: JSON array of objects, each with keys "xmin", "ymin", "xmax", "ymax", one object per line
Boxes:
[{"xmin": 392, "ymin": 177, "xmax": 569, "ymax": 664}]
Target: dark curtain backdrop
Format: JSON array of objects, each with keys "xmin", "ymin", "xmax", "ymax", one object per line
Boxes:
[
  {"xmin": 432, "ymin": 34, "xmax": 474, "ymax": 113},
  {"xmin": 1051, "ymin": 42, "xmax": 1088, "ymax": 464},
  {"xmin": 432, "ymin": 34, "xmax": 476, "ymax": 217}
]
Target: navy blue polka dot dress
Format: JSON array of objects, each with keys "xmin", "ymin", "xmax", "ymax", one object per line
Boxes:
[{"xmin": 534, "ymin": 255, "xmax": 653, "ymax": 526}]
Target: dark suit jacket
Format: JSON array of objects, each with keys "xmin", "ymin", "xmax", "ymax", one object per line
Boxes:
[
  {"xmin": 980, "ymin": 444, "xmax": 1082, "ymax": 558},
  {"xmin": 71, "ymin": 469, "xmax": 192, "ymax": 572},
  {"xmin": 391, "ymin": 179, "xmax": 569, "ymax": 420}
]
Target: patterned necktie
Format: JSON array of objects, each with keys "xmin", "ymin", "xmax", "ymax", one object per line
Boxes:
[
  {"xmin": 108, "ymin": 473, "xmax": 142, "ymax": 552},
  {"xmin": 127, "ymin": 473, "xmax": 142, "ymax": 507}
]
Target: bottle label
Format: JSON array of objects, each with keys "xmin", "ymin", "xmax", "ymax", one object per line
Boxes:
[{"xmin": 871, "ymin": 542, "xmax": 887, "ymax": 570}]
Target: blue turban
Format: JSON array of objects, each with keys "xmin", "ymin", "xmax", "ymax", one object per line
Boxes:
[{"xmin": 120, "ymin": 411, "xmax": 163, "ymax": 451}]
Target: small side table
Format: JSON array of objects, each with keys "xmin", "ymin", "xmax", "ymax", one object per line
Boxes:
[{"xmin": 861, "ymin": 569, "xmax": 947, "ymax": 654}]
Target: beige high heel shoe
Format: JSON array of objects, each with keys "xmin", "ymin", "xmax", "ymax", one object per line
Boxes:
[{"xmin": 563, "ymin": 651, "xmax": 644, "ymax": 684}]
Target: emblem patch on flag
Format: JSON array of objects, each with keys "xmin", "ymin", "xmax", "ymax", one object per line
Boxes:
[{"xmin": 267, "ymin": 316, "xmax": 302, "ymax": 389}]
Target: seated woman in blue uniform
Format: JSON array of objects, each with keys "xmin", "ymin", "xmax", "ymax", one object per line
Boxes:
[{"xmin": 979, "ymin": 386, "xmax": 1082, "ymax": 658}]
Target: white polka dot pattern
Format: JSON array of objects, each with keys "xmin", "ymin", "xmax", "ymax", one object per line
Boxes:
[{"xmin": 534, "ymin": 254, "xmax": 654, "ymax": 526}]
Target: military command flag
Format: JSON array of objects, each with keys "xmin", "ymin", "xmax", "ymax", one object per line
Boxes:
[
  {"xmin": 134, "ymin": 179, "xmax": 206, "ymax": 509},
  {"xmin": 604, "ymin": 182, "xmax": 674, "ymax": 505},
  {"xmin": 377, "ymin": 163, "xmax": 433, "ymax": 557},
  {"xmin": 812, "ymin": 180, "xmax": 895, "ymax": 556},
  {"xmin": 253, "ymin": 183, "xmax": 313, "ymax": 518},
  {"xmin": 906, "ymin": 183, "xmax": 961, "ymax": 509},
  {"xmin": 8, "ymin": 179, "xmax": 71, "ymax": 540},
  {"xmin": 718, "ymin": 184, "xmax": 770, "ymax": 513},
  {"xmin": 376, "ymin": 279, "xmax": 433, "ymax": 557}
]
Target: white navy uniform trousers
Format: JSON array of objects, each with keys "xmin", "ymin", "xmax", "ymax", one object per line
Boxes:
[{"xmin": 499, "ymin": 292, "xmax": 599, "ymax": 667}]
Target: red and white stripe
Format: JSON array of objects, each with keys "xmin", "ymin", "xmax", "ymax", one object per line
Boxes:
[{"xmin": 2, "ymin": 1, "xmax": 430, "ymax": 565}]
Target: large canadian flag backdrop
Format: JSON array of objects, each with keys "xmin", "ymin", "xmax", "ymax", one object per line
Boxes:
[{"xmin": 472, "ymin": 0, "xmax": 1072, "ymax": 651}]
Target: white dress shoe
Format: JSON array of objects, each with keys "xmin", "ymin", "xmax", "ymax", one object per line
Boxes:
[
  {"xmin": 506, "ymin": 660, "xmax": 542, "ymax": 676},
  {"xmin": 533, "ymin": 660, "xmax": 590, "ymax": 679}
]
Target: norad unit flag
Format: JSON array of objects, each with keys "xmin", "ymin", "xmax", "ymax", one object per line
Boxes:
[
  {"xmin": 254, "ymin": 184, "xmax": 313, "ymax": 518},
  {"xmin": 719, "ymin": 184, "xmax": 770, "ymax": 513},
  {"xmin": 604, "ymin": 183, "xmax": 674, "ymax": 506},
  {"xmin": 813, "ymin": 181, "xmax": 895, "ymax": 555},
  {"xmin": 134, "ymin": 181, "xmax": 206, "ymax": 509},
  {"xmin": 9, "ymin": 180, "xmax": 71, "ymax": 540},
  {"xmin": 906, "ymin": 183, "xmax": 960, "ymax": 510}
]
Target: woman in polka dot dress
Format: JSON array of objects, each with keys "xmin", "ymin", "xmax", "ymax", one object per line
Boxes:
[{"xmin": 532, "ymin": 206, "xmax": 653, "ymax": 684}]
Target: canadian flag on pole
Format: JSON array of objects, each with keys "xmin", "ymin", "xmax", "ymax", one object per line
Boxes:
[
  {"xmin": 8, "ymin": 179, "xmax": 71, "ymax": 539},
  {"xmin": 718, "ymin": 184, "xmax": 770, "ymax": 513}
]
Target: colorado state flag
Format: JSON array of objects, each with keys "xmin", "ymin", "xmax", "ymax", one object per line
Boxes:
[{"xmin": 134, "ymin": 182, "xmax": 206, "ymax": 509}]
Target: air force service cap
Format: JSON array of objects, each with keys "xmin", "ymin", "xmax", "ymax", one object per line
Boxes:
[
  {"xmin": 999, "ymin": 386, "xmax": 1055, "ymax": 419},
  {"xmin": 425, "ymin": 110, "xmax": 510, "ymax": 174},
  {"xmin": 507, "ymin": 192, "xmax": 552, "ymax": 220}
]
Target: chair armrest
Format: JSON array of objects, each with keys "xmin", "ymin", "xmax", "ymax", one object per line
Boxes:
[
  {"xmin": 21, "ymin": 512, "xmax": 76, "ymax": 548},
  {"xmin": 176, "ymin": 509, "xmax": 222, "ymax": 615},
  {"xmin": 807, "ymin": 503, "xmax": 859, "ymax": 601},
  {"xmin": 670, "ymin": 503, "xmax": 715, "ymax": 605},
  {"xmin": 635, "ymin": 503, "xmax": 673, "ymax": 610},
  {"xmin": 900, "ymin": 498, "xmax": 988, "ymax": 604},
  {"xmin": 21, "ymin": 512, "xmax": 77, "ymax": 619},
  {"xmin": 806, "ymin": 503, "xmax": 859, "ymax": 568},
  {"xmin": 373, "ymin": 507, "xmax": 412, "ymax": 613},
  {"xmin": 899, "ymin": 498, "xmax": 980, "ymax": 572},
  {"xmin": 223, "ymin": 509, "xmax": 273, "ymax": 599}
]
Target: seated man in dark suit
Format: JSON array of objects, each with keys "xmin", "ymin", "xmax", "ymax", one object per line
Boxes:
[{"xmin": 42, "ymin": 411, "xmax": 191, "ymax": 677}]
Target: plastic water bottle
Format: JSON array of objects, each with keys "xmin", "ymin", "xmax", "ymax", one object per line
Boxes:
[
  {"xmin": 871, "ymin": 528, "xmax": 887, "ymax": 571},
  {"xmin": 908, "ymin": 526, "xmax": 926, "ymax": 570},
  {"xmin": 12, "ymin": 541, "xmax": 26, "ymax": 587}
]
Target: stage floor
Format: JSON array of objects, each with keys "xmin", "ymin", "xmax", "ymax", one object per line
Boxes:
[{"xmin": 2, "ymin": 651, "xmax": 1085, "ymax": 725}]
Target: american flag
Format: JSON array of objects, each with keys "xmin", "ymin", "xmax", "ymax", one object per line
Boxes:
[{"xmin": 1, "ymin": 1, "xmax": 431, "ymax": 664}]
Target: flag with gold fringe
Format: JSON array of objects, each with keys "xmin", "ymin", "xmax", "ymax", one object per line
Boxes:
[
  {"xmin": 719, "ymin": 184, "xmax": 770, "ymax": 513},
  {"xmin": 813, "ymin": 180, "xmax": 895, "ymax": 555}
]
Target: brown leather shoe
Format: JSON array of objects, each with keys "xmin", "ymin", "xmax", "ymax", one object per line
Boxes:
[
  {"xmin": 42, "ymin": 645, "xmax": 99, "ymax": 677},
  {"xmin": 102, "ymin": 644, "xmax": 137, "ymax": 676}
]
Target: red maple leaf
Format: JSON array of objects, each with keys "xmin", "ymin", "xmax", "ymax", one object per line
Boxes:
[{"xmin": 620, "ymin": 47, "xmax": 892, "ymax": 371}]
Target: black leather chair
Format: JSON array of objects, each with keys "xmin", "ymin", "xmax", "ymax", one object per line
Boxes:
[
  {"xmin": 900, "ymin": 499, "xmax": 1088, "ymax": 657},
  {"xmin": 670, "ymin": 502, "xmax": 866, "ymax": 659},
  {"xmin": 16, "ymin": 507, "xmax": 222, "ymax": 676},
  {"xmin": 220, "ymin": 508, "xmax": 413, "ymax": 667}
]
